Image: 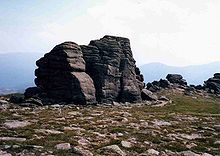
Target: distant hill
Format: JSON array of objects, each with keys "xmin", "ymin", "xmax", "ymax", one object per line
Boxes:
[
  {"xmin": 140, "ymin": 62, "xmax": 220, "ymax": 85},
  {"xmin": 0, "ymin": 53, "xmax": 43, "ymax": 94}
]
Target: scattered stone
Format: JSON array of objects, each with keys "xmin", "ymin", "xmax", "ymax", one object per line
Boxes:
[
  {"xmin": 72, "ymin": 146, "xmax": 93, "ymax": 156},
  {"xmin": 201, "ymin": 153, "xmax": 213, "ymax": 156},
  {"xmin": 12, "ymin": 145, "xmax": 20, "ymax": 149},
  {"xmin": 0, "ymin": 150, "xmax": 12, "ymax": 156},
  {"xmin": 0, "ymin": 100, "xmax": 8, "ymax": 104},
  {"xmin": 55, "ymin": 143, "xmax": 71, "ymax": 150},
  {"xmin": 179, "ymin": 151, "xmax": 200, "ymax": 156},
  {"xmin": 92, "ymin": 132, "xmax": 106, "ymax": 138},
  {"xmin": 0, "ymin": 137, "xmax": 26, "ymax": 142},
  {"xmin": 3, "ymin": 120, "xmax": 31, "ymax": 129},
  {"xmin": 101, "ymin": 145, "xmax": 126, "ymax": 156},
  {"xmin": 214, "ymin": 140, "xmax": 220, "ymax": 145},
  {"xmin": 121, "ymin": 141, "xmax": 132, "ymax": 148},
  {"xmin": 152, "ymin": 119, "xmax": 171, "ymax": 126},
  {"xmin": 147, "ymin": 149, "xmax": 159, "ymax": 155},
  {"xmin": 78, "ymin": 138, "xmax": 90, "ymax": 146},
  {"xmin": 0, "ymin": 145, "xmax": 11, "ymax": 150},
  {"xmin": 144, "ymin": 141, "xmax": 150, "ymax": 145},
  {"xmin": 68, "ymin": 111, "xmax": 82, "ymax": 116},
  {"xmin": 63, "ymin": 126, "xmax": 85, "ymax": 131},
  {"xmin": 179, "ymin": 133, "xmax": 201, "ymax": 140},
  {"xmin": 186, "ymin": 143, "xmax": 197, "ymax": 149},
  {"xmin": 152, "ymin": 100, "xmax": 170, "ymax": 107},
  {"xmin": 35, "ymin": 129, "xmax": 63, "ymax": 135},
  {"xmin": 214, "ymin": 124, "xmax": 220, "ymax": 130}
]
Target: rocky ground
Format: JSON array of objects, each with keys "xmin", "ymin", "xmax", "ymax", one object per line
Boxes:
[{"xmin": 0, "ymin": 90, "xmax": 219, "ymax": 156}]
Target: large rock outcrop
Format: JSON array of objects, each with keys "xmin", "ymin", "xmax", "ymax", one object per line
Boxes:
[
  {"xmin": 204, "ymin": 73, "xmax": 220, "ymax": 94},
  {"xmin": 81, "ymin": 35, "xmax": 142, "ymax": 103},
  {"xmin": 25, "ymin": 36, "xmax": 144, "ymax": 105},
  {"xmin": 33, "ymin": 42, "xmax": 96, "ymax": 105}
]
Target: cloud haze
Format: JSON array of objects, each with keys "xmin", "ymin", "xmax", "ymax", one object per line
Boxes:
[{"xmin": 0, "ymin": 0, "xmax": 220, "ymax": 66}]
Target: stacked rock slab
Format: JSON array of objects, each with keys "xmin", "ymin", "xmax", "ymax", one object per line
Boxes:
[
  {"xmin": 81, "ymin": 35, "xmax": 142, "ymax": 103},
  {"xmin": 34, "ymin": 42, "xmax": 96, "ymax": 105},
  {"xmin": 204, "ymin": 73, "xmax": 220, "ymax": 94}
]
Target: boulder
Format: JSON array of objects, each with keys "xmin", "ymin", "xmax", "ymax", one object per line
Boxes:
[
  {"xmin": 146, "ymin": 79, "xmax": 170, "ymax": 92},
  {"xmin": 141, "ymin": 89, "xmax": 158, "ymax": 101},
  {"xmin": 9, "ymin": 95, "xmax": 24, "ymax": 104},
  {"xmin": 159, "ymin": 79, "xmax": 170, "ymax": 88},
  {"xmin": 146, "ymin": 82, "xmax": 160, "ymax": 92},
  {"xmin": 24, "ymin": 87, "xmax": 42, "ymax": 98},
  {"xmin": 166, "ymin": 74, "xmax": 187, "ymax": 86}
]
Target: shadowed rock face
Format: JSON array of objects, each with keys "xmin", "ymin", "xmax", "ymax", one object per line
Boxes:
[
  {"xmin": 204, "ymin": 73, "xmax": 220, "ymax": 94},
  {"xmin": 34, "ymin": 42, "xmax": 96, "ymax": 105},
  {"xmin": 25, "ymin": 36, "xmax": 144, "ymax": 105},
  {"xmin": 81, "ymin": 35, "xmax": 142, "ymax": 103}
]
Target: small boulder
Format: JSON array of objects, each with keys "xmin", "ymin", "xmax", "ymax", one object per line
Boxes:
[
  {"xmin": 178, "ymin": 151, "xmax": 200, "ymax": 156},
  {"xmin": 141, "ymin": 89, "xmax": 158, "ymax": 101},
  {"xmin": 159, "ymin": 79, "xmax": 170, "ymax": 88},
  {"xmin": 0, "ymin": 99, "xmax": 8, "ymax": 104},
  {"xmin": 0, "ymin": 150, "xmax": 12, "ymax": 156},
  {"xmin": 3, "ymin": 120, "xmax": 31, "ymax": 129},
  {"xmin": 147, "ymin": 149, "xmax": 159, "ymax": 155},
  {"xmin": 158, "ymin": 96, "xmax": 169, "ymax": 101},
  {"xmin": 72, "ymin": 146, "xmax": 93, "ymax": 156},
  {"xmin": 55, "ymin": 143, "xmax": 71, "ymax": 150},
  {"xmin": 0, "ymin": 137, "xmax": 26, "ymax": 142},
  {"xmin": 101, "ymin": 145, "xmax": 126, "ymax": 156},
  {"xmin": 121, "ymin": 141, "xmax": 132, "ymax": 148},
  {"xmin": 24, "ymin": 98, "xmax": 43, "ymax": 106},
  {"xmin": 24, "ymin": 87, "xmax": 42, "ymax": 99},
  {"xmin": 9, "ymin": 95, "xmax": 24, "ymax": 104}
]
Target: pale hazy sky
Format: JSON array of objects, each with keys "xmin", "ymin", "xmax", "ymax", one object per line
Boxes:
[{"xmin": 1, "ymin": 0, "xmax": 220, "ymax": 66}]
